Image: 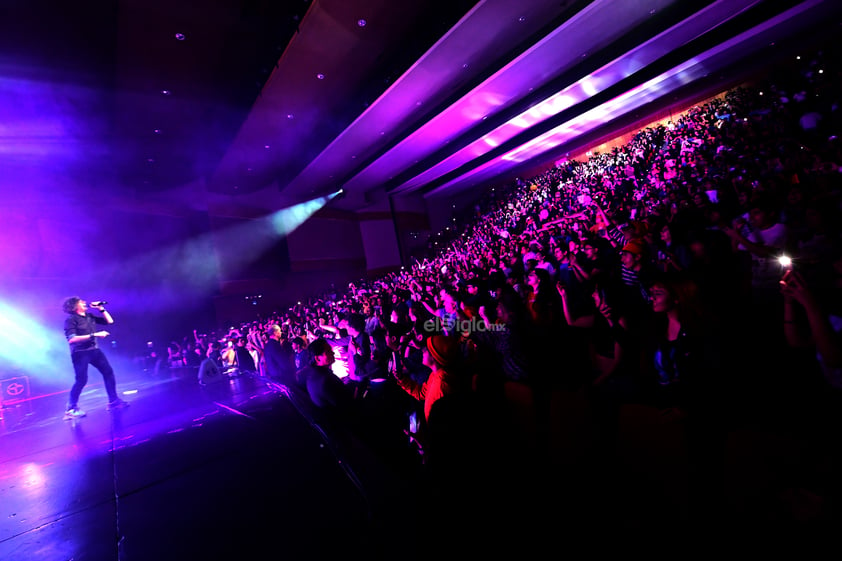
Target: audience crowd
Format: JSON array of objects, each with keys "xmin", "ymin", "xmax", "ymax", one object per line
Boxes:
[{"xmin": 157, "ymin": 45, "xmax": 842, "ymax": 533}]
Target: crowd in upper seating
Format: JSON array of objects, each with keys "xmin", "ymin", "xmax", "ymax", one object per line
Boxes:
[{"xmin": 161, "ymin": 43, "xmax": 842, "ymax": 529}]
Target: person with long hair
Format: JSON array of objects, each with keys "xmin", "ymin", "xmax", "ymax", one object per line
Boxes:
[{"xmin": 644, "ymin": 274, "xmax": 706, "ymax": 413}]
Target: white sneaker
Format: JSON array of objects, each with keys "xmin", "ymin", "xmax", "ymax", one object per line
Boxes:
[{"xmin": 63, "ymin": 408, "xmax": 87, "ymax": 420}]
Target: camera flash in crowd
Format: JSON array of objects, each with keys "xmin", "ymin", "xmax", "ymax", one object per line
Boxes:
[{"xmin": 778, "ymin": 255, "xmax": 792, "ymax": 268}]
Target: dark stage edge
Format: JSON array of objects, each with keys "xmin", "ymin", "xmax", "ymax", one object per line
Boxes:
[{"xmin": 0, "ymin": 368, "xmax": 421, "ymax": 561}]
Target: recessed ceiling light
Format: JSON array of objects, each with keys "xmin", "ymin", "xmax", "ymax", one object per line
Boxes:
[
  {"xmin": 161, "ymin": 89, "xmax": 171, "ymax": 95},
  {"xmin": 357, "ymin": 19, "xmax": 367, "ymax": 27},
  {"xmin": 175, "ymin": 33, "xmax": 185, "ymax": 41},
  {"xmin": 264, "ymin": 145, "xmax": 270, "ymax": 149},
  {"xmin": 316, "ymin": 73, "xmax": 325, "ymax": 80},
  {"xmin": 286, "ymin": 114, "xmax": 294, "ymax": 119},
  {"xmin": 153, "ymin": 129, "xmax": 161, "ymax": 134},
  {"xmin": 518, "ymin": 16, "xmax": 526, "ymax": 22}
]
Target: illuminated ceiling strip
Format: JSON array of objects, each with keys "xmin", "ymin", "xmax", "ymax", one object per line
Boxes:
[
  {"xmin": 425, "ymin": 0, "xmax": 827, "ymax": 197},
  {"xmin": 392, "ymin": 0, "xmax": 761, "ymax": 194}
]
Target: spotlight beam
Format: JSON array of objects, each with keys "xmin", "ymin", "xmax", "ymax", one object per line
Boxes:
[{"xmin": 71, "ymin": 192, "xmax": 339, "ymax": 310}]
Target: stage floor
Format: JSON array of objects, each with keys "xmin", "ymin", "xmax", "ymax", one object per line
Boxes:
[{"xmin": 0, "ymin": 368, "xmax": 414, "ymax": 560}]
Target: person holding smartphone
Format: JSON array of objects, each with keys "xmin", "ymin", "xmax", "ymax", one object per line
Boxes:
[{"xmin": 781, "ymin": 266, "xmax": 842, "ymax": 389}]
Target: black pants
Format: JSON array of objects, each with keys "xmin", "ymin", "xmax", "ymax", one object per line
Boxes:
[{"xmin": 68, "ymin": 349, "xmax": 118, "ymax": 408}]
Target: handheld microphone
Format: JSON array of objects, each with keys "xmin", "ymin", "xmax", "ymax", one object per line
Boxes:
[{"xmin": 91, "ymin": 301, "xmax": 108, "ymax": 307}]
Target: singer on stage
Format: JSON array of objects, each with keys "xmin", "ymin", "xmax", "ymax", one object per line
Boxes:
[{"xmin": 62, "ymin": 297, "xmax": 129, "ymax": 419}]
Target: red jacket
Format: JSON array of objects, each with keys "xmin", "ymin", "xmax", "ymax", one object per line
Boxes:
[{"xmin": 396, "ymin": 368, "xmax": 453, "ymax": 421}]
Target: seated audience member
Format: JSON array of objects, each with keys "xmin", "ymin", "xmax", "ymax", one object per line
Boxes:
[{"xmin": 298, "ymin": 338, "xmax": 353, "ymax": 412}]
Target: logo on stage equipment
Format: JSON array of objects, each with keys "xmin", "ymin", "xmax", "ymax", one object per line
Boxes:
[
  {"xmin": 0, "ymin": 376, "xmax": 31, "ymax": 404},
  {"xmin": 5, "ymin": 382, "xmax": 24, "ymax": 396}
]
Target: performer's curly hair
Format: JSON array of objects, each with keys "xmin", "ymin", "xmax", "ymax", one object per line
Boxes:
[{"xmin": 62, "ymin": 296, "xmax": 82, "ymax": 314}]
